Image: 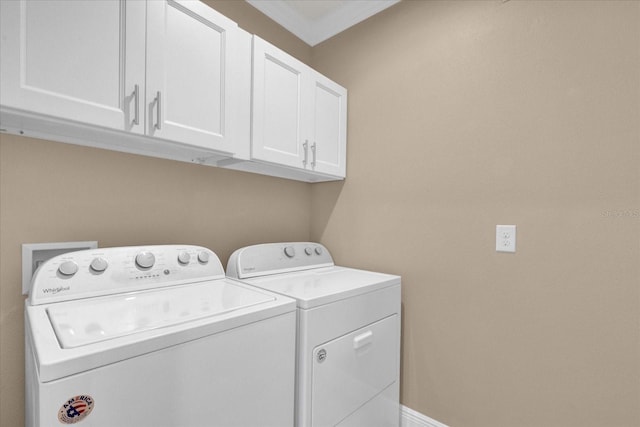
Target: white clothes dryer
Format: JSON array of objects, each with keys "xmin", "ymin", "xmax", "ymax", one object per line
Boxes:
[
  {"xmin": 227, "ymin": 242, "xmax": 401, "ymax": 427},
  {"xmin": 25, "ymin": 245, "xmax": 296, "ymax": 427}
]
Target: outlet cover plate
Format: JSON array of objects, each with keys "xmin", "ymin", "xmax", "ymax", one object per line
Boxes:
[
  {"xmin": 22, "ymin": 241, "xmax": 98, "ymax": 295},
  {"xmin": 496, "ymin": 225, "xmax": 516, "ymax": 253}
]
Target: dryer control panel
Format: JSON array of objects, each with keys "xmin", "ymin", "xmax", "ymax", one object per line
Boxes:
[
  {"xmin": 28, "ymin": 245, "xmax": 224, "ymax": 305},
  {"xmin": 227, "ymin": 242, "xmax": 334, "ymax": 279}
]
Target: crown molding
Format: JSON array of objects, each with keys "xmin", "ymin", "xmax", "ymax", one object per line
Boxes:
[
  {"xmin": 311, "ymin": 1, "xmax": 400, "ymax": 46},
  {"xmin": 246, "ymin": 0, "xmax": 400, "ymax": 46}
]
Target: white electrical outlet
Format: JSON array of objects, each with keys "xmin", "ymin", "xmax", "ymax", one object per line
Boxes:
[
  {"xmin": 496, "ymin": 225, "xmax": 516, "ymax": 253},
  {"xmin": 22, "ymin": 241, "xmax": 98, "ymax": 295}
]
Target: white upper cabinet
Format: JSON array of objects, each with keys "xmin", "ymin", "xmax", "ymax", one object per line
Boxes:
[
  {"xmin": 249, "ymin": 36, "xmax": 347, "ymax": 180},
  {"xmin": 1, "ymin": 0, "xmax": 240, "ymax": 155},
  {"xmin": 0, "ymin": 0, "xmax": 146, "ymax": 133},
  {"xmin": 0, "ymin": 2, "xmax": 347, "ymax": 182},
  {"xmin": 308, "ymin": 71, "xmax": 347, "ymax": 177},
  {"xmin": 145, "ymin": 1, "xmax": 238, "ymax": 153},
  {"xmin": 252, "ymin": 36, "xmax": 309, "ymax": 170}
]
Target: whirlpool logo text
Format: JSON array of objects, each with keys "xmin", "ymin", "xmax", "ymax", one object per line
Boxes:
[{"xmin": 42, "ymin": 286, "xmax": 70, "ymax": 294}]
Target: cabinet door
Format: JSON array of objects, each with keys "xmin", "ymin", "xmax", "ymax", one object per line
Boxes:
[
  {"xmin": 309, "ymin": 72, "xmax": 347, "ymax": 177},
  {"xmin": 0, "ymin": 0, "xmax": 145, "ymax": 133},
  {"xmin": 251, "ymin": 36, "xmax": 309, "ymax": 170},
  {"xmin": 146, "ymin": 0, "xmax": 238, "ymax": 153}
]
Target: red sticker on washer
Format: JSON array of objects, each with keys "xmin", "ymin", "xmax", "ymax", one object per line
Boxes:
[{"xmin": 58, "ymin": 395, "xmax": 94, "ymax": 424}]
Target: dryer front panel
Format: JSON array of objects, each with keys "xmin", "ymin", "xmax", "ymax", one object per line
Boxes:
[{"xmin": 311, "ymin": 314, "xmax": 399, "ymax": 427}]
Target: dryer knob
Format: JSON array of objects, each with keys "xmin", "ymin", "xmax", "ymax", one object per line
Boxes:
[
  {"xmin": 197, "ymin": 251, "xmax": 210, "ymax": 264},
  {"xmin": 284, "ymin": 246, "xmax": 296, "ymax": 258},
  {"xmin": 177, "ymin": 251, "xmax": 191, "ymax": 265},
  {"xmin": 90, "ymin": 257, "xmax": 108, "ymax": 273},
  {"xmin": 135, "ymin": 252, "xmax": 155, "ymax": 269},
  {"xmin": 304, "ymin": 247, "xmax": 313, "ymax": 256},
  {"xmin": 58, "ymin": 261, "xmax": 78, "ymax": 276},
  {"xmin": 314, "ymin": 247, "xmax": 323, "ymax": 255}
]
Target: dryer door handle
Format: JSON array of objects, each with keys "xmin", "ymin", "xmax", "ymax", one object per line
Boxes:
[{"xmin": 353, "ymin": 330, "xmax": 373, "ymax": 350}]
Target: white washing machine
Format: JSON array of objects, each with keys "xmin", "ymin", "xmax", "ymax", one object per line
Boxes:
[
  {"xmin": 227, "ymin": 242, "xmax": 401, "ymax": 427},
  {"xmin": 25, "ymin": 244, "xmax": 297, "ymax": 427}
]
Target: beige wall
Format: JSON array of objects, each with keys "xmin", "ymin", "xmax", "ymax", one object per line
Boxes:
[
  {"xmin": 1, "ymin": 1, "xmax": 639, "ymax": 427},
  {"xmin": 0, "ymin": 2, "xmax": 310, "ymax": 426},
  {"xmin": 311, "ymin": 1, "xmax": 639, "ymax": 426}
]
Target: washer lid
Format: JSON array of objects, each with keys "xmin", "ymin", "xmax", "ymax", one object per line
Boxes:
[
  {"xmin": 242, "ymin": 266, "xmax": 400, "ymax": 309},
  {"xmin": 47, "ymin": 280, "xmax": 275, "ymax": 348}
]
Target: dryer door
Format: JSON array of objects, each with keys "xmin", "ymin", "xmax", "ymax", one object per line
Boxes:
[{"xmin": 311, "ymin": 314, "xmax": 399, "ymax": 426}]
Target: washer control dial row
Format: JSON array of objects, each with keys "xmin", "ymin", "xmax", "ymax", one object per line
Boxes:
[
  {"xmin": 58, "ymin": 249, "xmax": 211, "ymax": 277},
  {"xmin": 30, "ymin": 245, "xmax": 225, "ymax": 306}
]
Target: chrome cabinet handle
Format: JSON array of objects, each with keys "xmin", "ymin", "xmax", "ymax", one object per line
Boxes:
[
  {"xmin": 154, "ymin": 91, "xmax": 162, "ymax": 130},
  {"xmin": 311, "ymin": 142, "xmax": 317, "ymax": 168},
  {"xmin": 303, "ymin": 140, "xmax": 309, "ymax": 167},
  {"xmin": 132, "ymin": 84, "xmax": 140, "ymax": 126}
]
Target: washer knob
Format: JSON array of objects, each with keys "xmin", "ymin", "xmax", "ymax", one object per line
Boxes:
[
  {"xmin": 135, "ymin": 252, "xmax": 155, "ymax": 269},
  {"xmin": 284, "ymin": 246, "xmax": 296, "ymax": 258},
  {"xmin": 197, "ymin": 251, "xmax": 210, "ymax": 264},
  {"xmin": 58, "ymin": 260, "xmax": 78, "ymax": 276},
  {"xmin": 315, "ymin": 247, "xmax": 323, "ymax": 255},
  {"xmin": 90, "ymin": 257, "xmax": 108, "ymax": 273},
  {"xmin": 304, "ymin": 247, "xmax": 313, "ymax": 256},
  {"xmin": 177, "ymin": 251, "xmax": 191, "ymax": 265}
]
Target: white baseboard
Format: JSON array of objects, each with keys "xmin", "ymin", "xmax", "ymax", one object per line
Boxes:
[{"xmin": 400, "ymin": 405, "xmax": 449, "ymax": 427}]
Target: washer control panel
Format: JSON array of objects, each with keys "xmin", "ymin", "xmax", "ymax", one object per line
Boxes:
[
  {"xmin": 227, "ymin": 242, "xmax": 334, "ymax": 279},
  {"xmin": 29, "ymin": 245, "xmax": 223, "ymax": 305}
]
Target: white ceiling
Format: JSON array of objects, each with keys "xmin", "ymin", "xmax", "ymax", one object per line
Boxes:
[{"xmin": 246, "ymin": 0, "xmax": 401, "ymax": 46}]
